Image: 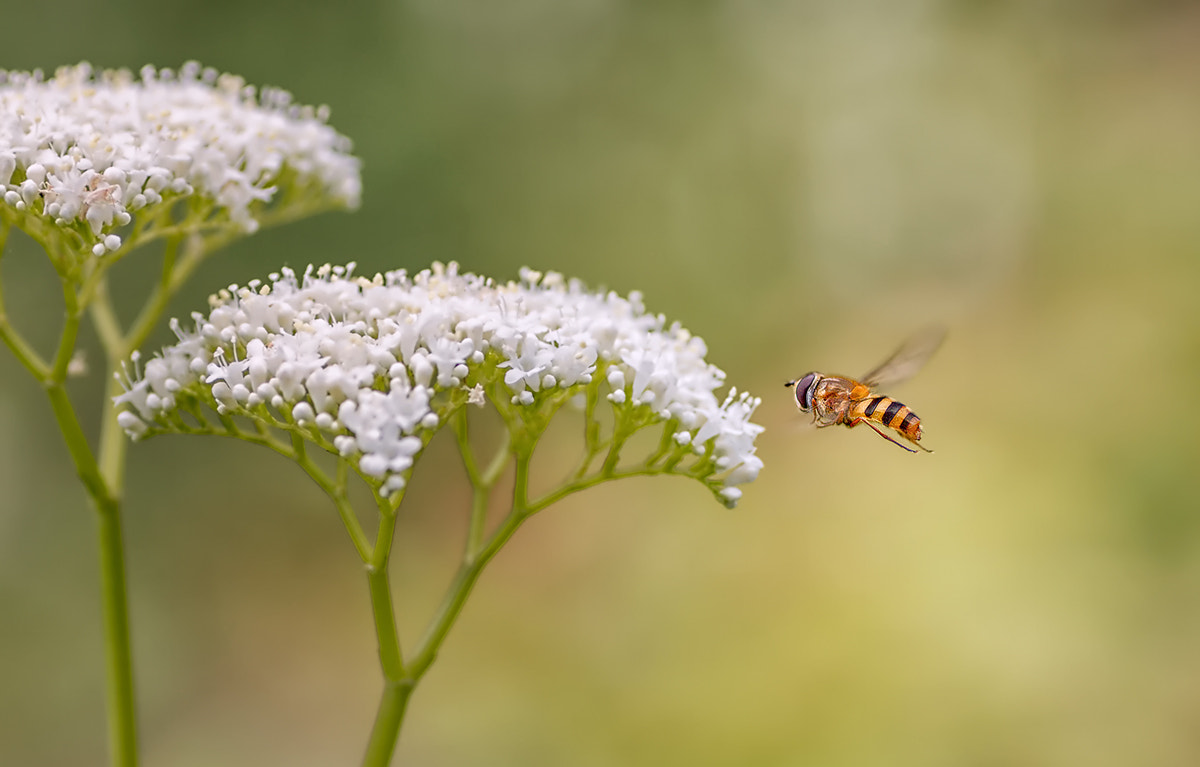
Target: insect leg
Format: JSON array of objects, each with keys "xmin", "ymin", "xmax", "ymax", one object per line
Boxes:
[
  {"xmin": 908, "ymin": 438, "xmax": 934, "ymax": 454},
  {"xmin": 849, "ymin": 417, "xmax": 918, "ymax": 453},
  {"xmin": 812, "ymin": 411, "xmax": 835, "ymax": 428}
]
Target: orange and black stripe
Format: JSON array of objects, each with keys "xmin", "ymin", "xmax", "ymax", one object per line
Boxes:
[{"xmin": 858, "ymin": 395, "xmax": 922, "ymax": 440}]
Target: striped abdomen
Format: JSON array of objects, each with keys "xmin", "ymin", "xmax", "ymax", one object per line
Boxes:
[{"xmin": 851, "ymin": 395, "xmax": 923, "ymax": 441}]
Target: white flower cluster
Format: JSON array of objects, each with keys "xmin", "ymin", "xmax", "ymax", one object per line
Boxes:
[
  {"xmin": 0, "ymin": 62, "xmax": 361, "ymax": 256},
  {"xmin": 115, "ymin": 263, "xmax": 763, "ymax": 506}
]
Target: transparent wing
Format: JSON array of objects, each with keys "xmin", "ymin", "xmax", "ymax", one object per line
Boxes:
[{"xmin": 859, "ymin": 325, "xmax": 947, "ymax": 389}]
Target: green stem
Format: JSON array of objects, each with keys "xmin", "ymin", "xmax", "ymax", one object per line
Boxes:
[
  {"xmin": 480, "ymin": 429, "xmax": 513, "ymax": 488},
  {"xmin": 407, "ymin": 444, "xmax": 532, "ymax": 680},
  {"xmin": 0, "ymin": 310, "xmax": 50, "ymax": 379},
  {"xmin": 408, "ymin": 512, "xmax": 528, "ymax": 682},
  {"xmin": 361, "ymin": 681, "xmax": 415, "ymax": 767},
  {"xmin": 451, "ymin": 409, "xmax": 481, "ymax": 485},
  {"xmin": 0, "ymin": 224, "xmax": 53, "ymax": 378},
  {"xmin": 361, "ymin": 504, "xmax": 408, "ymax": 767},
  {"xmin": 368, "ymin": 510, "xmax": 404, "ymax": 672},
  {"xmin": 95, "ymin": 496, "xmax": 138, "ymax": 767},
  {"xmin": 45, "ymin": 374, "xmax": 138, "ymax": 767},
  {"xmin": 95, "ymin": 354, "xmax": 139, "ymax": 767},
  {"xmin": 44, "ymin": 383, "xmax": 112, "ymax": 505},
  {"xmin": 574, "ymin": 380, "xmax": 603, "ymax": 480},
  {"xmin": 364, "ymin": 409, "xmax": 532, "ymax": 760},
  {"xmin": 600, "ymin": 425, "xmax": 627, "ymax": 477},
  {"xmin": 0, "ymin": 308, "xmax": 51, "ymax": 384},
  {"xmin": 529, "ymin": 466, "xmax": 664, "ymax": 514},
  {"xmin": 86, "ymin": 227, "xmax": 216, "ymax": 767},
  {"xmin": 49, "ymin": 284, "xmax": 83, "ymax": 381},
  {"xmin": 466, "ymin": 483, "xmax": 491, "ymax": 558},
  {"xmin": 121, "ymin": 233, "xmax": 199, "ymax": 356},
  {"xmin": 453, "ymin": 410, "xmax": 512, "ymax": 555},
  {"xmin": 290, "ymin": 438, "xmax": 371, "ymax": 562},
  {"xmin": 367, "ymin": 563, "xmax": 405, "ymax": 677},
  {"xmin": 85, "ymin": 258, "xmax": 164, "ymax": 767},
  {"xmin": 7, "ymin": 229, "xmax": 142, "ymax": 766},
  {"xmin": 98, "ymin": 361, "xmax": 131, "ymax": 490},
  {"xmin": 1, "ymin": 190, "xmax": 349, "ymax": 767},
  {"xmin": 90, "ymin": 278, "xmax": 124, "ymax": 359}
]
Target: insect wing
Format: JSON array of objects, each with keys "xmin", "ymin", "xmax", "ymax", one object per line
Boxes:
[{"xmin": 859, "ymin": 326, "xmax": 946, "ymax": 390}]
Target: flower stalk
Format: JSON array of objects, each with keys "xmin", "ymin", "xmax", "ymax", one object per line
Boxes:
[
  {"xmin": 1, "ymin": 62, "xmax": 362, "ymax": 767},
  {"xmin": 95, "ymin": 492, "xmax": 137, "ymax": 767}
]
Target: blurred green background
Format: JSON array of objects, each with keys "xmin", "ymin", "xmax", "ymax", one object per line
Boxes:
[{"xmin": 3, "ymin": 1, "xmax": 1200, "ymax": 765}]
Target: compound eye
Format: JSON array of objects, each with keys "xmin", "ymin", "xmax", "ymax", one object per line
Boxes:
[{"xmin": 794, "ymin": 372, "xmax": 817, "ymax": 411}]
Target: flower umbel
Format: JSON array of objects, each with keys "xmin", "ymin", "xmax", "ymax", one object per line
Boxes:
[
  {"xmin": 115, "ymin": 263, "xmax": 763, "ymax": 506},
  {"xmin": 112, "ymin": 261, "xmax": 764, "ymax": 764},
  {"xmin": 0, "ymin": 61, "xmax": 361, "ymax": 258}
]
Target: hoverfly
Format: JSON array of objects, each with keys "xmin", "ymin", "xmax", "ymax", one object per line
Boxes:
[{"xmin": 785, "ymin": 327, "xmax": 945, "ymax": 453}]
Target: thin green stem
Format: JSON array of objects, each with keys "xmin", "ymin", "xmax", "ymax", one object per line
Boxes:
[
  {"xmin": 75, "ymin": 200, "xmax": 196, "ymax": 309},
  {"xmin": 94, "ymin": 278, "xmax": 136, "ymax": 493},
  {"xmin": 645, "ymin": 421, "xmax": 678, "ymax": 468},
  {"xmin": 358, "ymin": 436, "xmax": 533, "ymax": 763},
  {"xmin": 94, "ymin": 365, "xmax": 137, "ymax": 767},
  {"xmin": 111, "ymin": 201, "xmax": 335, "ymax": 353},
  {"xmin": 367, "ymin": 512, "xmax": 404, "ymax": 673},
  {"xmin": 121, "ymin": 233, "xmax": 200, "ymax": 356},
  {"xmin": 95, "ymin": 496, "xmax": 138, "ymax": 767},
  {"xmin": 214, "ymin": 421, "xmax": 373, "ymax": 564},
  {"xmin": 512, "ymin": 439, "xmax": 532, "ymax": 513},
  {"xmin": 528, "ymin": 466, "xmax": 665, "ymax": 514},
  {"xmin": 0, "ymin": 252, "xmax": 51, "ymax": 378},
  {"xmin": 96, "ymin": 357, "xmax": 139, "ymax": 767},
  {"xmin": 574, "ymin": 380, "xmax": 603, "ymax": 480},
  {"xmin": 480, "ymin": 429, "xmax": 513, "ymax": 488},
  {"xmin": 41, "ymin": 322, "xmax": 139, "ymax": 767},
  {"xmin": 453, "ymin": 410, "xmax": 512, "ymax": 555},
  {"xmin": 453, "ymin": 411, "xmax": 488, "ymax": 555},
  {"xmin": 97, "ymin": 371, "xmax": 130, "ymax": 492},
  {"xmin": 49, "ymin": 283, "xmax": 83, "ymax": 382},
  {"xmin": 407, "ymin": 443, "xmax": 531, "ymax": 680},
  {"xmin": 600, "ymin": 424, "xmax": 628, "ymax": 477},
  {"xmin": 44, "ymin": 383, "xmax": 112, "ymax": 505},
  {"xmin": 90, "ymin": 278, "xmax": 124, "ymax": 358},
  {"xmin": 292, "ymin": 451, "xmax": 371, "ymax": 563},
  {"xmin": 0, "ymin": 312, "xmax": 50, "ymax": 378},
  {"xmin": 466, "ymin": 484, "xmax": 490, "ymax": 559},
  {"xmin": 85, "ymin": 227, "xmax": 197, "ymax": 767},
  {"xmin": 361, "ymin": 501, "xmax": 407, "ymax": 767},
  {"xmin": 407, "ymin": 512, "xmax": 528, "ymax": 682},
  {"xmin": 47, "ymin": 319, "xmax": 140, "ymax": 767},
  {"xmin": 451, "ymin": 409, "xmax": 481, "ymax": 485}
]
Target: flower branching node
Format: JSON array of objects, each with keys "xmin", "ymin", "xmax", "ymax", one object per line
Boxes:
[{"xmin": 115, "ymin": 262, "xmax": 764, "ymax": 507}]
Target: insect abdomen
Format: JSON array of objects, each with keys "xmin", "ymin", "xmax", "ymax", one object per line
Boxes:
[{"xmin": 856, "ymin": 396, "xmax": 923, "ymax": 440}]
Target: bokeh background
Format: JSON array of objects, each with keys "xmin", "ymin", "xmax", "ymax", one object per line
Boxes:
[{"xmin": 3, "ymin": 1, "xmax": 1200, "ymax": 765}]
